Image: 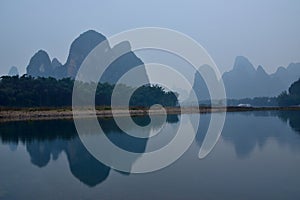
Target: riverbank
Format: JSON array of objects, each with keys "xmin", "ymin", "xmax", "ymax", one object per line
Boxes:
[{"xmin": 0, "ymin": 106, "xmax": 300, "ymax": 122}]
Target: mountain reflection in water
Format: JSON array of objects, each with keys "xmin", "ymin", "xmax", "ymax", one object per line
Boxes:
[
  {"xmin": 0, "ymin": 115, "xmax": 179, "ymax": 187},
  {"xmin": 0, "ymin": 111, "xmax": 299, "ymax": 188}
]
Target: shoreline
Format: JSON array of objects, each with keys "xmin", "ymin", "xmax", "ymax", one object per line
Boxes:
[{"xmin": 0, "ymin": 106, "xmax": 299, "ymax": 123}]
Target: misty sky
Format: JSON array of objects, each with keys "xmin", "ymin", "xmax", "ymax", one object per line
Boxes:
[{"xmin": 0, "ymin": 0, "xmax": 299, "ymax": 76}]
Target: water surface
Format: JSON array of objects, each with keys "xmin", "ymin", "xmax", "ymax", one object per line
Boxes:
[{"xmin": 0, "ymin": 111, "xmax": 300, "ymax": 199}]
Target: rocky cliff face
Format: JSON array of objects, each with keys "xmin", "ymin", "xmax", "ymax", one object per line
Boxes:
[
  {"xmin": 51, "ymin": 58, "xmax": 62, "ymax": 69},
  {"xmin": 64, "ymin": 30, "xmax": 107, "ymax": 78},
  {"xmin": 26, "ymin": 30, "xmax": 148, "ymax": 84},
  {"xmin": 26, "ymin": 50, "xmax": 53, "ymax": 77}
]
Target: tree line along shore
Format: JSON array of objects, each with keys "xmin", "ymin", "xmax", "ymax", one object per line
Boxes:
[{"xmin": 0, "ymin": 75, "xmax": 299, "ymax": 122}]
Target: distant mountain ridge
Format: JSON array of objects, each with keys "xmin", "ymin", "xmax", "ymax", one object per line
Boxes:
[
  {"xmin": 223, "ymin": 56, "xmax": 300, "ymax": 98},
  {"xmin": 24, "ymin": 31, "xmax": 299, "ymax": 99},
  {"xmin": 8, "ymin": 66, "xmax": 19, "ymax": 76},
  {"xmin": 193, "ymin": 56, "xmax": 300, "ymax": 100},
  {"xmin": 26, "ymin": 30, "xmax": 147, "ymax": 84}
]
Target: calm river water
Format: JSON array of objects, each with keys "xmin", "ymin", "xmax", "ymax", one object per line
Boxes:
[{"xmin": 0, "ymin": 111, "xmax": 300, "ymax": 199}]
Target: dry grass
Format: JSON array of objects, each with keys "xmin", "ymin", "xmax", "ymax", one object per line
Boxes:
[{"xmin": 0, "ymin": 106, "xmax": 299, "ymax": 123}]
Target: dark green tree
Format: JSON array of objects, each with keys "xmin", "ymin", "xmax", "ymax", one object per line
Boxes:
[
  {"xmin": 278, "ymin": 78, "xmax": 300, "ymax": 106},
  {"xmin": 0, "ymin": 76, "xmax": 178, "ymax": 108}
]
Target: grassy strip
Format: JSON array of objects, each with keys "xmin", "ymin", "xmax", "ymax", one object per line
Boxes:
[{"xmin": 0, "ymin": 106, "xmax": 300, "ymax": 123}]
